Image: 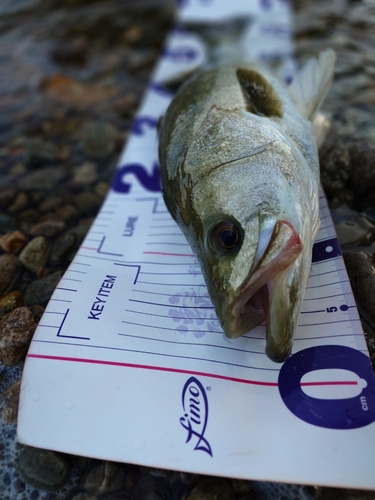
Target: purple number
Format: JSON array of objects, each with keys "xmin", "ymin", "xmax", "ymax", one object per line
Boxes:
[{"xmin": 112, "ymin": 163, "xmax": 160, "ymax": 194}]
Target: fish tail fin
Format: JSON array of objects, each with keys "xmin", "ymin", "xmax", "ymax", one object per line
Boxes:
[{"xmin": 288, "ymin": 48, "xmax": 336, "ymax": 120}]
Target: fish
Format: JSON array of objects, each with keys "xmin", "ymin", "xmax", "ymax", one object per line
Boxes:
[{"xmin": 158, "ymin": 50, "xmax": 336, "ymax": 362}]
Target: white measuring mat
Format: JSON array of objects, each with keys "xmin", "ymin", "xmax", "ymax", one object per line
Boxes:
[{"xmin": 18, "ymin": 0, "xmax": 375, "ymax": 490}]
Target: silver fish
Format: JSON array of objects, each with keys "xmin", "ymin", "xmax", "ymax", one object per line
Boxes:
[{"xmin": 158, "ymin": 51, "xmax": 336, "ymax": 362}]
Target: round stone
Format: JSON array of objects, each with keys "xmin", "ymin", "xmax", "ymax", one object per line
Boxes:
[
  {"xmin": 17, "ymin": 446, "xmax": 70, "ymax": 491},
  {"xmin": 18, "ymin": 236, "xmax": 48, "ymax": 273},
  {"xmin": 0, "ymin": 306, "xmax": 37, "ymax": 365}
]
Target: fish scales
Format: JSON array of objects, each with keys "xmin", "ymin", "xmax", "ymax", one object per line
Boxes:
[{"xmin": 159, "ymin": 55, "xmax": 335, "ymax": 362}]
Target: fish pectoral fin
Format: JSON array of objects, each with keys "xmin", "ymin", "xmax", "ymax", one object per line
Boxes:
[
  {"xmin": 236, "ymin": 68, "xmax": 283, "ymax": 118},
  {"xmin": 288, "ymin": 48, "xmax": 336, "ymax": 120}
]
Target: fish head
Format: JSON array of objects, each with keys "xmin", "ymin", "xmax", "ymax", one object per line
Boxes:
[{"xmin": 181, "ymin": 109, "xmax": 317, "ymax": 362}]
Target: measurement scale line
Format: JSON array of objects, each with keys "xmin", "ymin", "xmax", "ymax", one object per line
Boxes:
[
  {"xmin": 148, "ymin": 233, "xmax": 184, "ymax": 237},
  {"xmin": 50, "ymin": 299, "xmax": 72, "ymax": 303},
  {"xmin": 309, "ymin": 267, "xmax": 345, "ymax": 278},
  {"xmin": 300, "ymin": 309, "xmax": 325, "ymax": 314},
  {"xmin": 121, "ymin": 321, "xmax": 221, "ymax": 336},
  {"xmin": 56, "ymin": 287, "xmax": 77, "ymax": 292},
  {"xmin": 306, "ymin": 279, "xmax": 348, "ymax": 289},
  {"xmin": 27, "ymin": 353, "xmax": 279, "ymax": 382},
  {"xmin": 65, "ymin": 270, "xmax": 87, "ymax": 275},
  {"xmin": 61, "ymin": 278, "xmax": 82, "ymax": 283},
  {"xmin": 131, "ymin": 289, "xmax": 206, "ymax": 298},
  {"xmin": 145, "ymin": 242, "xmax": 191, "ymax": 247},
  {"xmin": 304, "ymin": 292, "xmax": 352, "ymax": 300},
  {"xmin": 136, "ymin": 281, "xmax": 203, "ymax": 287},
  {"xmin": 299, "ymin": 318, "xmax": 360, "ymax": 327},
  {"xmin": 118, "ymin": 331, "xmax": 264, "ymax": 355},
  {"xmin": 140, "ymin": 272, "xmax": 202, "ymax": 276},
  {"xmin": 150, "ymin": 225, "xmax": 178, "ymax": 229},
  {"xmin": 44, "ymin": 311, "xmax": 66, "ymax": 315},
  {"xmin": 143, "ymin": 251, "xmax": 195, "ymax": 257},
  {"xmin": 129, "ymin": 298, "xmax": 214, "ymax": 309},
  {"xmin": 295, "ymin": 333, "xmax": 364, "ymax": 341},
  {"xmin": 70, "ymin": 262, "xmax": 91, "ymax": 266},
  {"xmin": 125, "ymin": 309, "xmax": 214, "ymax": 321}
]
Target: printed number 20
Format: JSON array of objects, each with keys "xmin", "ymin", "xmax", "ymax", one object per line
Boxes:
[{"xmin": 112, "ymin": 163, "xmax": 161, "ymax": 194}]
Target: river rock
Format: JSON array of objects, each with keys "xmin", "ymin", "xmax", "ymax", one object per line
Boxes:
[
  {"xmin": 18, "ymin": 235, "xmax": 48, "ymax": 273},
  {"xmin": 39, "ymin": 195, "xmax": 64, "ymax": 212},
  {"xmin": 24, "ymin": 270, "xmax": 64, "ymax": 306},
  {"xmin": 72, "ymin": 161, "xmax": 98, "ymax": 184},
  {"xmin": 84, "ymin": 461, "xmax": 127, "ymax": 494},
  {"xmin": 343, "ymin": 252, "xmax": 375, "ymax": 325},
  {"xmin": 132, "ymin": 474, "xmax": 171, "ymax": 500},
  {"xmin": 0, "ymin": 185, "xmax": 16, "ymax": 208},
  {"xmin": 17, "ymin": 446, "xmax": 70, "ymax": 491},
  {"xmin": 56, "ymin": 203, "xmax": 80, "ymax": 221},
  {"xmin": 0, "ymin": 306, "xmax": 37, "ymax": 365},
  {"xmin": 186, "ymin": 478, "xmax": 234, "ymax": 500},
  {"xmin": 7, "ymin": 192, "xmax": 29, "ymax": 213},
  {"xmin": 0, "ymin": 290, "xmax": 24, "ymax": 319},
  {"xmin": 26, "ymin": 138, "xmax": 60, "ymax": 168},
  {"xmin": 0, "ymin": 230, "xmax": 26, "ymax": 254},
  {"xmin": 29, "ymin": 218, "xmax": 66, "ymax": 237},
  {"xmin": 73, "ymin": 191, "xmax": 102, "ymax": 216},
  {"xmin": 1, "ymin": 379, "xmax": 21, "ymax": 423},
  {"xmin": 18, "ymin": 167, "xmax": 66, "ymax": 191},
  {"xmin": 0, "ymin": 253, "xmax": 19, "ymax": 294},
  {"xmin": 81, "ymin": 122, "xmax": 117, "ymax": 157}
]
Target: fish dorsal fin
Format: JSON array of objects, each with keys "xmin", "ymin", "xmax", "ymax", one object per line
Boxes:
[
  {"xmin": 289, "ymin": 49, "xmax": 336, "ymax": 120},
  {"xmin": 236, "ymin": 68, "xmax": 283, "ymax": 118}
]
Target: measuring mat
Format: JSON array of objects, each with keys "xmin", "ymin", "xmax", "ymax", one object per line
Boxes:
[{"xmin": 18, "ymin": 0, "xmax": 375, "ymax": 490}]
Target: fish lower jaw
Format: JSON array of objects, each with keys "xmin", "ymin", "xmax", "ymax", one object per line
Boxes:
[{"xmin": 222, "ymin": 283, "xmax": 269, "ymax": 339}]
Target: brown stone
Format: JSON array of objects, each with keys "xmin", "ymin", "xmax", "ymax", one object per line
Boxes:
[
  {"xmin": 0, "ymin": 306, "xmax": 37, "ymax": 365},
  {"xmin": 8, "ymin": 192, "xmax": 29, "ymax": 213},
  {"xmin": 29, "ymin": 218, "xmax": 66, "ymax": 237},
  {"xmin": 18, "ymin": 236, "xmax": 48, "ymax": 273},
  {"xmin": 0, "ymin": 230, "xmax": 27, "ymax": 254},
  {"xmin": 0, "ymin": 290, "xmax": 24, "ymax": 319},
  {"xmin": 0, "ymin": 253, "xmax": 19, "ymax": 294},
  {"xmin": 1, "ymin": 380, "xmax": 21, "ymax": 423}
]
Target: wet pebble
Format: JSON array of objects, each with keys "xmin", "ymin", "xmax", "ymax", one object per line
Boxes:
[
  {"xmin": 73, "ymin": 191, "xmax": 102, "ymax": 216},
  {"xmin": 186, "ymin": 477, "xmax": 235, "ymax": 500},
  {"xmin": 343, "ymin": 252, "xmax": 375, "ymax": 326},
  {"xmin": 18, "ymin": 167, "xmax": 66, "ymax": 191},
  {"xmin": 0, "ymin": 306, "xmax": 37, "ymax": 365},
  {"xmin": 72, "ymin": 161, "xmax": 98, "ymax": 184},
  {"xmin": 8, "ymin": 192, "xmax": 29, "ymax": 213},
  {"xmin": 24, "ymin": 270, "xmax": 64, "ymax": 306},
  {"xmin": 18, "ymin": 236, "xmax": 48, "ymax": 273},
  {"xmin": 26, "ymin": 138, "xmax": 60, "ymax": 168},
  {"xmin": 81, "ymin": 122, "xmax": 117, "ymax": 157},
  {"xmin": 49, "ymin": 231, "xmax": 77, "ymax": 265},
  {"xmin": 0, "ymin": 230, "xmax": 27, "ymax": 254},
  {"xmin": 56, "ymin": 203, "xmax": 80, "ymax": 221},
  {"xmin": 0, "ymin": 253, "xmax": 19, "ymax": 294},
  {"xmin": 84, "ymin": 461, "xmax": 127, "ymax": 494},
  {"xmin": 0, "ymin": 290, "xmax": 24, "ymax": 319},
  {"xmin": 39, "ymin": 196, "xmax": 64, "ymax": 213},
  {"xmin": 1, "ymin": 379, "xmax": 21, "ymax": 423},
  {"xmin": 17, "ymin": 446, "xmax": 70, "ymax": 491},
  {"xmin": 29, "ymin": 218, "xmax": 66, "ymax": 237},
  {"xmin": 0, "ymin": 185, "xmax": 17, "ymax": 208},
  {"xmin": 133, "ymin": 474, "xmax": 171, "ymax": 500}
]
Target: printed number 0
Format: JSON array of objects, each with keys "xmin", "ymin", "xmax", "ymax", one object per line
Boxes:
[
  {"xmin": 278, "ymin": 345, "xmax": 375, "ymax": 429},
  {"xmin": 112, "ymin": 163, "xmax": 161, "ymax": 194}
]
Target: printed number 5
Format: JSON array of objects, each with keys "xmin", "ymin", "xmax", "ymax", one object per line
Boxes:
[{"xmin": 326, "ymin": 307, "xmax": 337, "ymax": 313}]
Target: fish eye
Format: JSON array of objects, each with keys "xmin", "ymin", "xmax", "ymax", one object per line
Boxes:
[{"xmin": 209, "ymin": 220, "xmax": 243, "ymax": 256}]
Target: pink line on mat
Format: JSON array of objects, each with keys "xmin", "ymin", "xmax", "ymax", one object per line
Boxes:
[{"xmin": 27, "ymin": 353, "xmax": 279, "ymax": 387}]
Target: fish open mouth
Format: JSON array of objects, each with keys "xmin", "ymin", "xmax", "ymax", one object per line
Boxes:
[{"xmin": 223, "ymin": 220, "xmax": 303, "ymax": 361}]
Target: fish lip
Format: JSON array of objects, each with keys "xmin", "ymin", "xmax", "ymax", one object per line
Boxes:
[{"xmin": 222, "ymin": 220, "xmax": 303, "ymax": 351}]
